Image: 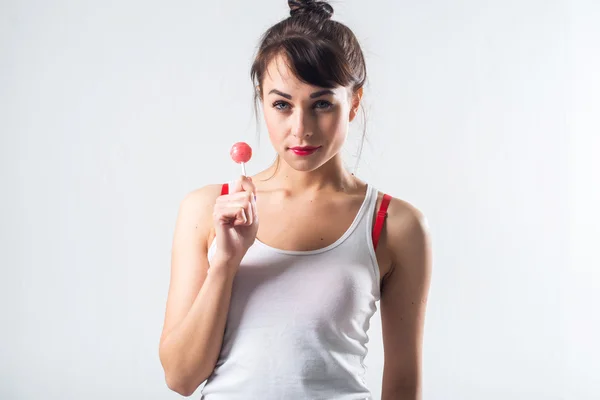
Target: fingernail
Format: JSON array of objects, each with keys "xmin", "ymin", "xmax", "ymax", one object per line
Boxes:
[{"xmin": 253, "ymin": 194, "xmax": 257, "ymax": 201}]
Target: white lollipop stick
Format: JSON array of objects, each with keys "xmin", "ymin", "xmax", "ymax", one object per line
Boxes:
[{"xmin": 241, "ymin": 162, "xmax": 247, "ymax": 177}]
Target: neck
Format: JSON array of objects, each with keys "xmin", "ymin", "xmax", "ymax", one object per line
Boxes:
[{"xmin": 261, "ymin": 154, "xmax": 357, "ymax": 196}]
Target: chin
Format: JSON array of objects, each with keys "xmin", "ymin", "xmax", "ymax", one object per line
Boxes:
[
  {"xmin": 289, "ymin": 163, "xmax": 322, "ymax": 172},
  {"xmin": 282, "ymin": 157, "xmax": 321, "ymax": 172}
]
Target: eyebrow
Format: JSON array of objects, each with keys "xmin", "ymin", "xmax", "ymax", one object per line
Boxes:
[{"xmin": 268, "ymin": 89, "xmax": 335, "ymax": 99}]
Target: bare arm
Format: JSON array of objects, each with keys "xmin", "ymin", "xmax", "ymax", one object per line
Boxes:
[
  {"xmin": 158, "ymin": 185, "xmax": 239, "ymax": 397},
  {"xmin": 380, "ymin": 198, "xmax": 432, "ymax": 400}
]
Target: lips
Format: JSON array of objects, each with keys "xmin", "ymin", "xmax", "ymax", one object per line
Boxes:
[
  {"xmin": 289, "ymin": 146, "xmax": 321, "ymax": 156},
  {"xmin": 289, "ymin": 146, "xmax": 320, "ymax": 151}
]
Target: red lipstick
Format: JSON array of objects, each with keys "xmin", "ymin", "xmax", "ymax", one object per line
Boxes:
[{"xmin": 289, "ymin": 146, "xmax": 321, "ymax": 156}]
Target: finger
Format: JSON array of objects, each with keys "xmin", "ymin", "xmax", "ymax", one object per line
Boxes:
[
  {"xmin": 230, "ymin": 175, "xmax": 256, "ymax": 195},
  {"xmin": 250, "ymin": 191, "xmax": 258, "ymax": 225},
  {"xmin": 233, "ymin": 207, "xmax": 248, "ymax": 226},
  {"xmin": 215, "ymin": 202, "xmax": 252, "ymax": 226},
  {"xmin": 216, "ymin": 190, "xmax": 254, "ymax": 204},
  {"xmin": 234, "ymin": 199, "xmax": 253, "ymax": 226},
  {"xmin": 214, "ymin": 204, "xmax": 244, "ymax": 225},
  {"xmin": 246, "ymin": 196, "xmax": 254, "ymax": 226},
  {"xmin": 235, "ymin": 199, "xmax": 252, "ymax": 226}
]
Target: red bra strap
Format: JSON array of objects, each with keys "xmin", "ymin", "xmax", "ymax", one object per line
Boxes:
[
  {"xmin": 372, "ymin": 194, "xmax": 392, "ymax": 250},
  {"xmin": 221, "ymin": 183, "xmax": 229, "ymax": 195}
]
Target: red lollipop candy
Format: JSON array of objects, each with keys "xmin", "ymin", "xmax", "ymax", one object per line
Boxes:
[{"xmin": 230, "ymin": 142, "xmax": 252, "ymax": 176}]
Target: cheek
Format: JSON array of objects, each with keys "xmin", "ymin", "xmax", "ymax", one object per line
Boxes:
[
  {"xmin": 320, "ymin": 109, "xmax": 348, "ymax": 137},
  {"xmin": 263, "ymin": 108, "xmax": 277, "ymax": 124},
  {"xmin": 263, "ymin": 109, "xmax": 285, "ymax": 142}
]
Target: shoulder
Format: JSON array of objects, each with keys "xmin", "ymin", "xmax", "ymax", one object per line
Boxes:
[
  {"xmin": 179, "ymin": 184, "xmax": 223, "ymax": 217},
  {"xmin": 384, "ymin": 195, "xmax": 428, "ymax": 239},
  {"xmin": 380, "ymin": 193, "xmax": 430, "ymax": 268},
  {"xmin": 174, "ymin": 184, "xmax": 225, "ymax": 246},
  {"xmin": 179, "ymin": 183, "xmax": 224, "ymax": 212}
]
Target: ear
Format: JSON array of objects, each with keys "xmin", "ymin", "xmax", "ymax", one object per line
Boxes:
[{"xmin": 349, "ymin": 86, "xmax": 363, "ymax": 122}]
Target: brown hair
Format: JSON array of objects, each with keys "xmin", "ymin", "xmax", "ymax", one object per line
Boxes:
[{"xmin": 250, "ymin": 0, "xmax": 368, "ymax": 173}]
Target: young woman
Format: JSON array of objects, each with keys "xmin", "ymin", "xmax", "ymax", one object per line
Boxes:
[{"xmin": 159, "ymin": 1, "xmax": 432, "ymax": 399}]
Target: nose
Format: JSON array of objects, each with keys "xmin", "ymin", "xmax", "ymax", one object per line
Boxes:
[{"xmin": 291, "ymin": 109, "xmax": 313, "ymax": 138}]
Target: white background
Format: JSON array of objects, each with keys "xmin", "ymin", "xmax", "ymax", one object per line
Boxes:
[{"xmin": 1, "ymin": 0, "xmax": 598, "ymax": 399}]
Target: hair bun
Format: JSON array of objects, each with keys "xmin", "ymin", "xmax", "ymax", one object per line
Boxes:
[{"xmin": 288, "ymin": 0, "xmax": 334, "ymax": 20}]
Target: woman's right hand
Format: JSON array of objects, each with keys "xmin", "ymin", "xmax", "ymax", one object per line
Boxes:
[{"xmin": 212, "ymin": 175, "xmax": 259, "ymax": 272}]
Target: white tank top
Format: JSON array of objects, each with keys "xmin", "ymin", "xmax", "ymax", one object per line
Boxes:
[{"xmin": 202, "ymin": 183, "xmax": 381, "ymax": 399}]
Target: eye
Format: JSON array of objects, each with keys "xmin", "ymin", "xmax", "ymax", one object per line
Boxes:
[
  {"xmin": 272, "ymin": 101, "xmax": 290, "ymax": 111},
  {"xmin": 314, "ymin": 100, "xmax": 333, "ymax": 110}
]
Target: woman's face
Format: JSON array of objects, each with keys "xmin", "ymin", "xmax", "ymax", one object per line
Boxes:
[{"xmin": 260, "ymin": 54, "xmax": 362, "ymax": 172}]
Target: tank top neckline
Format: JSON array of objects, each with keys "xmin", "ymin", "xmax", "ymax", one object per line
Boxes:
[{"xmin": 253, "ymin": 183, "xmax": 375, "ymax": 256}]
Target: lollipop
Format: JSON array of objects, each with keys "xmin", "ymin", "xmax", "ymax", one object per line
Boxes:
[{"xmin": 230, "ymin": 142, "xmax": 252, "ymax": 176}]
